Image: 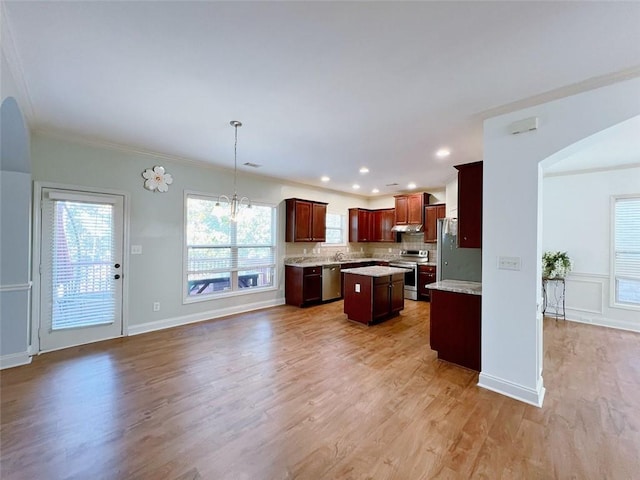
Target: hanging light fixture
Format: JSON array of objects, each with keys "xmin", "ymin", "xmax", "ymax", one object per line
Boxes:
[{"xmin": 216, "ymin": 120, "xmax": 251, "ymax": 222}]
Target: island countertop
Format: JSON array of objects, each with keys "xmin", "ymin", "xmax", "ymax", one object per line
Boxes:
[
  {"xmin": 341, "ymin": 265, "xmax": 411, "ymax": 277},
  {"xmin": 427, "ymin": 280, "xmax": 482, "ymax": 296}
]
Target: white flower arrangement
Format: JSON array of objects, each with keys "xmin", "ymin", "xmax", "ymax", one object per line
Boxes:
[
  {"xmin": 142, "ymin": 166, "xmax": 173, "ymax": 192},
  {"xmin": 542, "ymin": 251, "xmax": 572, "ymax": 279}
]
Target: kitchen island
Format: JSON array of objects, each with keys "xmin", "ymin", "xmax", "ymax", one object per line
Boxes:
[
  {"xmin": 427, "ymin": 280, "xmax": 482, "ymax": 371},
  {"xmin": 341, "ymin": 266, "xmax": 410, "ymax": 325}
]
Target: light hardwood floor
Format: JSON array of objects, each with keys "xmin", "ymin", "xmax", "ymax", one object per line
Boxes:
[{"xmin": 1, "ymin": 300, "xmax": 639, "ymax": 479}]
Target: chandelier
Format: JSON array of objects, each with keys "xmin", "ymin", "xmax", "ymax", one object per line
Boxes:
[{"xmin": 216, "ymin": 120, "xmax": 251, "ymax": 222}]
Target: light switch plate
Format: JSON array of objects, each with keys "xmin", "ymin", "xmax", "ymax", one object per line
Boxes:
[
  {"xmin": 355, "ymin": 283, "xmax": 360, "ymax": 293},
  {"xmin": 498, "ymin": 256, "xmax": 521, "ymax": 270}
]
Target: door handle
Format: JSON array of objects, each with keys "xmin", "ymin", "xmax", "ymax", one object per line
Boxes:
[
  {"xmin": 114, "ymin": 274, "xmax": 121, "ymax": 280},
  {"xmin": 114, "ymin": 263, "xmax": 121, "ymax": 269}
]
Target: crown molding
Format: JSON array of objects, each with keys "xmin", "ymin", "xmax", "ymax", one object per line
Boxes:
[
  {"xmin": 1, "ymin": 2, "xmax": 36, "ymax": 121},
  {"xmin": 543, "ymin": 161, "xmax": 640, "ymax": 178},
  {"xmin": 479, "ymin": 66, "xmax": 640, "ymax": 120}
]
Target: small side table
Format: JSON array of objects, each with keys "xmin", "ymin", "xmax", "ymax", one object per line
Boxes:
[{"xmin": 542, "ymin": 277, "xmax": 566, "ymax": 320}]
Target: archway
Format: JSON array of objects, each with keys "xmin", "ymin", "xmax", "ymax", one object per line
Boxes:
[
  {"xmin": 479, "ymin": 77, "xmax": 640, "ymax": 406},
  {"xmin": 0, "ymin": 96, "xmax": 32, "ymax": 368}
]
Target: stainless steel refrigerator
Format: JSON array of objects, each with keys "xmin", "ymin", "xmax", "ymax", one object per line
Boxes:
[{"xmin": 436, "ymin": 218, "xmax": 482, "ymax": 282}]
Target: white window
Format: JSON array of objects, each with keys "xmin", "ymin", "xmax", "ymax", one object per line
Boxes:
[
  {"xmin": 184, "ymin": 193, "xmax": 276, "ymax": 302},
  {"xmin": 324, "ymin": 213, "xmax": 346, "ymax": 245},
  {"xmin": 612, "ymin": 195, "xmax": 640, "ymax": 308}
]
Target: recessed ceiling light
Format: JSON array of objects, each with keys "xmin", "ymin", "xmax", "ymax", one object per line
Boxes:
[
  {"xmin": 372, "ymin": 188, "xmax": 379, "ymax": 193},
  {"xmin": 321, "ymin": 176, "xmax": 330, "ymax": 182},
  {"xmin": 352, "ymin": 184, "xmax": 360, "ymax": 190},
  {"xmin": 408, "ymin": 182, "xmax": 417, "ymax": 189},
  {"xmin": 359, "ymin": 167, "xmax": 369, "ymax": 174},
  {"xmin": 436, "ymin": 148, "xmax": 451, "ymax": 158}
]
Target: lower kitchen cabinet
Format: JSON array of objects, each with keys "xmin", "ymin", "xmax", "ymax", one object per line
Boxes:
[
  {"xmin": 285, "ymin": 265, "xmax": 322, "ymax": 307},
  {"xmin": 429, "ymin": 289, "xmax": 481, "ymax": 371},
  {"xmin": 418, "ymin": 265, "xmax": 437, "ymax": 300},
  {"xmin": 343, "ymin": 273, "xmax": 404, "ymax": 325}
]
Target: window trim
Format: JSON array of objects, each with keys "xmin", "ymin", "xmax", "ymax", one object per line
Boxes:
[
  {"xmin": 322, "ymin": 212, "xmax": 347, "ymax": 247},
  {"xmin": 183, "ymin": 190, "xmax": 278, "ymax": 304},
  {"xmin": 609, "ymin": 194, "xmax": 640, "ymax": 311}
]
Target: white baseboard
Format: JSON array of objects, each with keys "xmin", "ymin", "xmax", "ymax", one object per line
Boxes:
[
  {"xmin": 127, "ymin": 298, "xmax": 286, "ymax": 336},
  {"xmin": 478, "ymin": 372, "xmax": 546, "ymax": 408},
  {"xmin": 0, "ymin": 351, "xmax": 32, "ymax": 370},
  {"xmin": 565, "ymin": 311, "xmax": 640, "ymax": 333}
]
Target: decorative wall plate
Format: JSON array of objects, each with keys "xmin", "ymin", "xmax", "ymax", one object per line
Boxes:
[{"xmin": 142, "ymin": 166, "xmax": 173, "ymax": 192}]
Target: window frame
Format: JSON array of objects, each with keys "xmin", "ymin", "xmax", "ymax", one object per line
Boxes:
[
  {"xmin": 183, "ymin": 190, "xmax": 278, "ymax": 304},
  {"xmin": 609, "ymin": 194, "xmax": 640, "ymax": 311},
  {"xmin": 322, "ymin": 212, "xmax": 347, "ymax": 246}
]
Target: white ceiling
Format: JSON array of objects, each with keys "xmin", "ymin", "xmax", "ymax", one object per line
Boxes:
[{"xmin": 3, "ymin": 1, "xmax": 640, "ymax": 196}]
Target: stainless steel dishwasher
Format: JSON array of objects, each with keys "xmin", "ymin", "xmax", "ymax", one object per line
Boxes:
[{"xmin": 322, "ymin": 264, "xmax": 341, "ymax": 301}]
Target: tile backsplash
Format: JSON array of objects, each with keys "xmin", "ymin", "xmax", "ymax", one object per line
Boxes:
[{"xmin": 284, "ymin": 233, "xmax": 437, "ymax": 262}]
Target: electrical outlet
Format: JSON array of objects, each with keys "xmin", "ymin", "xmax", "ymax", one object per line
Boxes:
[
  {"xmin": 498, "ymin": 256, "xmax": 521, "ymax": 271},
  {"xmin": 303, "ymin": 248, "xmax": 307, "ymax": 254},
  {"xmin": 388, "ymin": 248, "xmax": 392, "ymax": 253},
  {"xmin": 153, "ymin": 302, "xmax": 160, "ymax": 311},
  {"xmin": 131, "ymin": 245, "xmax": 142, "ymax": 255},
  {"xmin": 355, "ymin": 283, "xmax": 360, "ymax": 293}
]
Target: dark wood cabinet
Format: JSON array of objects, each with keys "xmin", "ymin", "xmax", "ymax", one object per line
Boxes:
[
  {"xmin": 374, "ymin": 208, "xmax": 396, "ymax": 242},
  {"xmin": 285, "ymin": 265, "xmax": 322, "ymax": 307},
  {"xmin": 349, "ymin": 208, "xmax": 372, "ymax": 242},
  {"xmin": 418, "ymin": 265, "xmax": 437, "ymax": 300},
  {"xmin": 394, "ymin": 193, "xmax": 429, "ymax": 226},
  {"xmin": 343, "ymin": 272, "xmax": 404, "ymax": 324},
  {"xmin": 350, "ymin": 208, "xmax": 396, "ymax": 242},
  {"xmin": 424, "ymin": 204, "xmax": 446, "ymax": 243},
  {"xmin": 285, "ymin": 198, "xmax": 328, "ymax": 242},
  {"xmin": 429, "ymin": 289, "xmax": 481, "ymax": 371},
  {"xmin": 455, "ymin": 161, "xmax": 482, "ymax": 248}
]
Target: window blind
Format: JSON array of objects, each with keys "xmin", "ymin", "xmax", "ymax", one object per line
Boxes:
[
  {"xmin": 614, "ymin": 196, "xmax": 640, "ymax": 305},
  {"xmin": 49, "ymin": 200, "xmax": 116, "ymax": 330}
]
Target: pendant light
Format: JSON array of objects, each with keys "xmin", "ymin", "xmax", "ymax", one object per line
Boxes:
[{"xmin": 216, "ymin": 120, "xmax": 251, "ymax": 222}]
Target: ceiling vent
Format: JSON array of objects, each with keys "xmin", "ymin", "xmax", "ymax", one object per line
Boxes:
[
  {"xmin": 243, "ymin": 162, "xmax": 262, "ymax": 168},
  {"xmin": 385, "ymin": 182, "xmax": 399, "ymax": 186}
]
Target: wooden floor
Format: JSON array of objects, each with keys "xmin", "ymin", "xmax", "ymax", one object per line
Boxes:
[{"xmin": 1, "ymin": 300, "xmax": 639, "ymax": 479}]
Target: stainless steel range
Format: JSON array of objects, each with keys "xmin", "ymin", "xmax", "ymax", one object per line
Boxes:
[{"xmin": 389, "ymin": 250, "xmax": 430, "ymax": 300}]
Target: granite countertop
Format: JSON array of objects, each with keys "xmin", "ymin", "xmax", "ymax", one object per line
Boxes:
[
  {"xmin": 427, "ymin": 280, "xmax": 482, "ymax": 296},
  {"xmin": 284, "ymin": 257, "xmax": 389, "ymax": 267},
  {"xmin": 341, "ymin": 265, "xmax": 411, "ymax": 277}
]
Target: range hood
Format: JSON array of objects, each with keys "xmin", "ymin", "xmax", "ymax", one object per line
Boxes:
[{"xmin": 391, "ymin": 224, "xmax": 423, "ymax": 233}]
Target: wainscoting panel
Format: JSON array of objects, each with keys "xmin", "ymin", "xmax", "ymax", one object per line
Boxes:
[
  {"xmin": 562, "ymin": 272, "xmax": 639, "ymax": 332},
  {"xmin": 565, "ymin": 275, "xmax": 603, "ymax": 314}
]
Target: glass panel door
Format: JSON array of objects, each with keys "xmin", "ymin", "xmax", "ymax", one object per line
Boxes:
[{"xmin": 39, "ymin": 189, "xmax": 124, "ymax": 352}]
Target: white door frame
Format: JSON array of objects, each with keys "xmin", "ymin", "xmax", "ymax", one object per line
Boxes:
[{"xmin": 31, "ymin": 181, "xmax": 130, "ymax": 354}]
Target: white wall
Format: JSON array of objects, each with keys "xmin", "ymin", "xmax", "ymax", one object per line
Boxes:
[
  {"xmin": 0, "ymin": 45, "xmax": 32, "ymax": 368},
  {"xmin": 481, "ymin": 77, "xmax": 640, "ymax": 407},
  {"xmin": 445, "ymin": 178, "xmax": 458, "ymax": 218},
  {"xmin": 543, "ymin": 166, "xmax": 640, "ymax": 331}
]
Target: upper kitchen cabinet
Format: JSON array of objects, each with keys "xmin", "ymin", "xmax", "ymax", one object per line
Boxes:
[
  {"xmin": 394, "ymin": 193, "xmax": 429, "ymax": 226},
  {"xmin": 373, "ymin": 208, "xmax": 396, "ymax": 242},
  {"xmin": 285, "ymin": 198, "xmax": 328, "ymax": 242},
  {"xmin": 424, "ymin": 204, "xmax": 446, "ymax": 243},
  {"xmin": 454, "ymin": 161, "xmax": 483, "ymax": 248},
  {"xmin": 349, "ymin": 208, "xmax": 372, "ymax": 242},
  {"xmin": 350, "ymin": 208, "xmax": 396, "ymax": 242}
]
